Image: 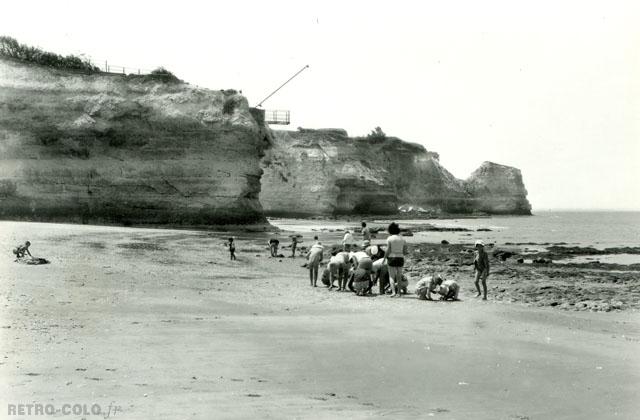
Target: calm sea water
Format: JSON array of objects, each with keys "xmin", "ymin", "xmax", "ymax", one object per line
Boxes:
[
  {"xmin": 410, "ymin": 211, "xmax": 640, "ymax": 249},
  {"xmin": 270, "ymin": 211, "xmax": 640, "ymax": 250}
]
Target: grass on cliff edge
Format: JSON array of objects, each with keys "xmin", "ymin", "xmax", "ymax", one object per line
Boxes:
[{"xmin": 0, "ymin": 35, "xmax": 180, "ymax": 82}]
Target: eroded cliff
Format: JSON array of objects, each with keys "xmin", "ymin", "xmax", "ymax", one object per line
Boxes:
[
  {"xmin": 0, "ymin": 57, "xmax": 271, "ymax": 225},
  {"xmin": 465, "ymin": 162, "xmax": 532, "ymax": 215},
  {"xmin": 260, "ymin": 128, "xmax": 531, "ymax": 216}
]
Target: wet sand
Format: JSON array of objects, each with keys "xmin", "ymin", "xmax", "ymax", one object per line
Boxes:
[{"xmin": 1, "ymin": 222, "xmax": 639, "ymax": 419}]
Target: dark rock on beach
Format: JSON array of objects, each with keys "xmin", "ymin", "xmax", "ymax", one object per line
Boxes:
[{"xmin": 406, "ymin": 242, "xmax": 640, "ymax": 312}]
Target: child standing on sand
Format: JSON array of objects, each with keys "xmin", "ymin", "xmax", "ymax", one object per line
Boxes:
[
  {"xmin": 342, "ymin": 230, "xmax": 355, "ymax": 252},
  {"xmin": 361, "ymin": 221, "xmax": 371, "ymax": 245},
  {"xmin": 473, "ymin": 240, "xmax": 490, "ymax": 300},
  {"xmin": 290, "ymin": 236, "xmax": 298, "ymax": 258},
  {"xmin": 227, "ymin": 237, "xmax": 236, "ymax": 261}
]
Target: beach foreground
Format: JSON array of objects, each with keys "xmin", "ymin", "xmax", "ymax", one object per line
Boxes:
[{"xmin": 1, "ymin": 222, "xmax": 639, "ymax": 419}]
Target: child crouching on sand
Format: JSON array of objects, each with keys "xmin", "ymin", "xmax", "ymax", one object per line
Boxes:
[
  {"xmin": 435, "ymin": 278, "xmax": 460, "ymax": 301},
  {"xmin": 12, "ymin": 241, "xmax": 32, "ymax": 260},
  {"xmin": 415, "ymin": 274, "xmax": 442, "ymax": 300}
]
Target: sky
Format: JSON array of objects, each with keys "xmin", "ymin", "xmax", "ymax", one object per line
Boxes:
[{"xmin": 1, "ymin": 0, "xmax": 638, "ymax": 210}]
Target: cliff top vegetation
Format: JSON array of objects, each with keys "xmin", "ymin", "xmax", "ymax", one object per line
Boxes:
[
  {"xmin": 0, "ymin": 36, "xmax": 99, "ymax": 73},
  {"xmin": 0, "ymin": 36, "xmax": 180, "ymax": 83}
]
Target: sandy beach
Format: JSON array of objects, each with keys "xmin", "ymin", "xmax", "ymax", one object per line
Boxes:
[{"xmin": 1, "ymin": 221, "xmax": 639, "ymax": 419}]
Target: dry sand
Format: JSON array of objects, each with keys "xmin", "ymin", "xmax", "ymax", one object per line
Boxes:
[{"xmin": 1, "ymin": 221, "xmax": 639, "ymax": 419}]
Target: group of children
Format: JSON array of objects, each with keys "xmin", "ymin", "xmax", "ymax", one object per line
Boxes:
[
  {"xmin": 303, "ymin": 222, "xmax": 414, "ymax": 298},
  {"xmin": 224, "ymin": 221, "xmax": 491, "ymax": 301},
  {"xmin": 303, "ymin": 222, "xmax": 491, "ymax": 301}
]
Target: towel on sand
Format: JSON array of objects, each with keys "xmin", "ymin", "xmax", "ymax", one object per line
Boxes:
[{"xmin": 16, "ymin": 257, "xmax": 49, "ymax": 265}]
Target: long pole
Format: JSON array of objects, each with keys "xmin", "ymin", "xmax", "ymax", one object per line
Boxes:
[{"xmin": 256, "ymin": 65, "xmax": 309, "ymax": 107}]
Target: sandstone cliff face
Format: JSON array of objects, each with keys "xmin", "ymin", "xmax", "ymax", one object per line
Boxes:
[
  {"xmin": 260, "ymin": 129, "xmax": 397, "ymax": 216},
  {"xmin": 260, "ymin": 128, "xmax": 531, "ymax": 216},
  {"xmin": 464, "ymin": 162, "xmax": 532, "ymax": 215},
  {"xmin": 0, "ymin": 57, "xmax": 271, "ymax": 225}
]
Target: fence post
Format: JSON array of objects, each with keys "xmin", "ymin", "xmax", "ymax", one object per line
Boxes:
[{"xmin": 105, "ymin": 60, "xmax": 108, "ymax": 72}]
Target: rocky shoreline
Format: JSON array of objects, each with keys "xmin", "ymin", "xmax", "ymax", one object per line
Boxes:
[{"xmin": 406, "ymin": 243, "xmax": 640, "ymax": 312}]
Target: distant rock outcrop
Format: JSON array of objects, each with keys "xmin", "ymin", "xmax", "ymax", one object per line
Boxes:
[
  {"xmin": 260, "ymin": 128, "xmax": 531, "ymax": 216},
  {"xmin": 464, "ymin": 162, "xmax": 532, "ymax": 215},
  {"xmin": 0, "ymin": 57, "xmax": 272, "ymax": 225}
]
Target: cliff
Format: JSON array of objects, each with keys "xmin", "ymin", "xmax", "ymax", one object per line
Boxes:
[
  {"xmin": 0, "ymin": 57, "xmax": 272, "ymax": 225},
  {"xmin": 260, "ymin": 128, "xmax": 531, "ymax": 216},
  {"xmin": 464, "ymin": 162, "xmax": 532, "ymax": 215}
]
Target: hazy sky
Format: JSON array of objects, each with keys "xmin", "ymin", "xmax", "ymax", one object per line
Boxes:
[{"xmin": 2, "ymin": 0, "xmax": 638, "ymax": 210}]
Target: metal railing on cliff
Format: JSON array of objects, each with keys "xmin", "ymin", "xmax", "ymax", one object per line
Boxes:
[{"xmin": 93, "ymin": 59, "xmax": 154, "ymax": 75}]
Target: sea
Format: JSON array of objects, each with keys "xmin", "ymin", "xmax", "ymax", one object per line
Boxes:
[
  {"xmin": 269, "ymin": 211, "xmax": 640, "ymax": 264},
  {"xmin": 1, "ymin": 211, "xmax": 638, "ymax": 264}
]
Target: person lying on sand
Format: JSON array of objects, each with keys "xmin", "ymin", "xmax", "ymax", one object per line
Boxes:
[
  {"xmin": 414, "ymin": 275, "xmax": 442, "ymax": 300},
  {"xmin": 12, "ymin": 241, "xmax": 32, "ymax": 259},
  {"xmin": 306, "ymin": 241, "xmax": 324, "ymax": 287},
  {"xmin": 435, "ymin": 279, "xmax": 460, "ymax": 301},
  {"xmin": 328, "ymin": 251, "xmax": 349, "ymax": 290}
]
